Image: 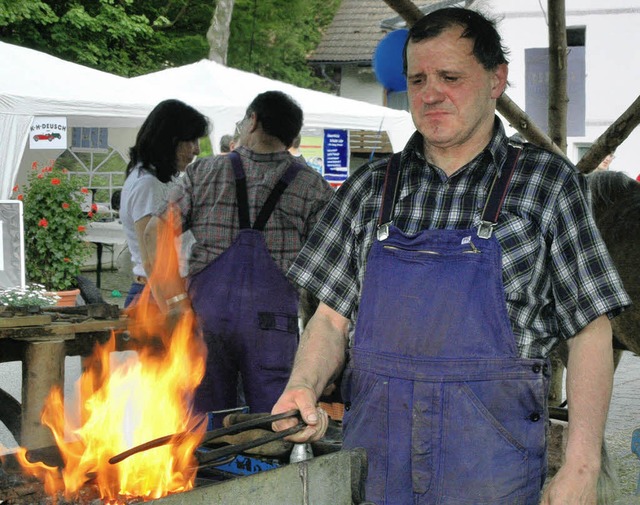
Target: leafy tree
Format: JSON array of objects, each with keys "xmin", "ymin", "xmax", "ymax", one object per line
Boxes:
[
  {"xmin": 227, "ymin": 0, "xmax": 340, "ymax": 89},
  {"xmin": 0, "ymin": 0, "xmax": 340, "ymax": 89}
]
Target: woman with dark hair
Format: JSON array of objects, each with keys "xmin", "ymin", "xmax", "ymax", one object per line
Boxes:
[{"xmin": 120, "ymin": 99, "xmax": 209, "ymax": 307}]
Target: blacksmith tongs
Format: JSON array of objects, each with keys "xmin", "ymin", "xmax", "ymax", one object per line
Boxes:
[{"xmin": 109, "ymin": 409, "xmax": 304, "ymax": 465}]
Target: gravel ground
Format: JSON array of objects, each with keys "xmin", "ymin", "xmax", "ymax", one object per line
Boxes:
[{"xmin": 1, "ymin": 265, "xmax": 639, "ymax": 503}]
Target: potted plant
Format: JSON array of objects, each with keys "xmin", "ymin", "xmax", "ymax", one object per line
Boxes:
[
  {"xmin": 0, "ymin": 284, "xmax": 60, "ymax": 311},
  {"xmin": 12, "ymin": 161, "xmax": 96, "ymax": 305}
]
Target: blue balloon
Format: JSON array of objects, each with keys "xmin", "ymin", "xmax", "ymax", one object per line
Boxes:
[{"xmin": 373, "ymin": 29, "xmax": 409, "ymax": 92}]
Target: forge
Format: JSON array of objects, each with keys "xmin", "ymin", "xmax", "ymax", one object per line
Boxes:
[{"xmin": 1, "ymin": 445, "xmax": 367, "ymax": 504}]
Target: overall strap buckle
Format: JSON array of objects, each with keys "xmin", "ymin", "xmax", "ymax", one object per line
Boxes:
[
  {"xmin": 377, "ymin": 222, "xmax": 391, "ymax": 241},
  {"xmin": 477, "ymin": 221, "xmax": 495, "ymax": 240},
  {"xmin": 477, "ymin": 140, "xmax": 523, "ymax": 239}
]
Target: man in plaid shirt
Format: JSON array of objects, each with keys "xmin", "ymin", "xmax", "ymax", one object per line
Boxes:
[
  {"xmin": 147, "ymin": 91, "xmax": 333, "ymax": 421},
  {"xmin": 272, "ymin": 8, "xmax": 630, "ymax": 505}
]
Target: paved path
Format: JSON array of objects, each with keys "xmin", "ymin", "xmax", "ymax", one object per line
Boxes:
[{"xmin": 606, "ymin": 351, "xmax": 640, "ymax": 503}]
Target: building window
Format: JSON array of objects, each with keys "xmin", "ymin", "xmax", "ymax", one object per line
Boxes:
[{"xmin": 71, "ymin": 127, "xmax": 109, "ymax": 152}]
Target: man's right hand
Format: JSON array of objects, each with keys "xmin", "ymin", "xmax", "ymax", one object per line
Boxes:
[{"xmin": 271, "ymin": 385, "xmax": 329, "ymax": 443}]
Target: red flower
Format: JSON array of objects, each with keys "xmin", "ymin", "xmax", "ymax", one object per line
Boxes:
[
  {"xmin": 51, "ymin": 178, "xmax": 61, "ymax": 185},
  {"xmin": 81, "ymin": 188, "xmax": 89, "ymax": 194},
  {"xmin": 88, "ymin": 211, "xmax": 94, "ymax": 218},
  {"xmin": 62, "ymin": 202, "xmax": 70, "ymax": 209},
  {"xmin": 91, "ymin": 203, "xmax": 98, "ymax": 212},
  {"xmin": 63, "ymin": 257, "xmax": 71, "ymax": 263},
  {"xmin": 78, "ymin": 225, "xmax": 86, "ymax": 232},
  {"xmin": 37, "ymin": 173, "xmax": 44, "ymax": 179},
  {"xmin": 12, "ymin": 185, "xmax": 18, "ymax": 192},
  {"xmin": 38, "ymin": 218, "xmax": 48, "ymax": 228},
  {"xmin": 17, "ymin": 194, "xmax": 23, "ymax": 201},
  {"xmin": 31, "ymin": 161, "xmax": 38, "ymax": 170}
]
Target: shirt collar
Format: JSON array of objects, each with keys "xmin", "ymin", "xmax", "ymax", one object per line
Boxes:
[{"xmin": 402, "ymin": 116, "xmax": 510, "ymax": 177}]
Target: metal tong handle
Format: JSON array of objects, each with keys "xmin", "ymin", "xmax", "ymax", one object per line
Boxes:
[
  {"xmin": 195, "ymin": 421, "xmax": 305, "ymax": 466},
  {"xmin": 200, "ymin": 408, "xmax": 300, "ymax": 445},
  {"xmin": 109, "ymin": 409, "xmax": 300, "ymax": 465}
]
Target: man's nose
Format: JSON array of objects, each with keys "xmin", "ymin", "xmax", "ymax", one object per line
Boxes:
[
  {"xmin": 420, "ymin": 79, "xmax": 444, "ymax": 104},
  {"xmin": 193, "ymin": 141, "xmax": 201, "ymax": 155}
]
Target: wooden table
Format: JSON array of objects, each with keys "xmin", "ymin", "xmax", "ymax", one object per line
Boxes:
[{"xmin": 0, "ymin": 310, "xmax": 129, "ymax": 449}]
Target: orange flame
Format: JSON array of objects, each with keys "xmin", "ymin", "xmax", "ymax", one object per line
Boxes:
[{"xmin": 16, "ymin": 206, "xmax": 207, "ymax": 502}]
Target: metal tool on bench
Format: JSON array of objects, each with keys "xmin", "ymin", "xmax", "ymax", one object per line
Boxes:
[{"xmin": 109, "ymin": 409, "xmax": 305, "ymax": 466}]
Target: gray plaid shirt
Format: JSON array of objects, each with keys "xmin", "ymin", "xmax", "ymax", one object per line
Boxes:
[
  {"xmin": 158, "ymin": 146, "xmax": 334, "ymax": 278},
  {"xmin": 288, "ymin": 119, "xmax": 630, "ymax": 358}
]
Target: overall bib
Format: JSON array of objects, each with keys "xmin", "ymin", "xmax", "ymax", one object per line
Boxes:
[
  {"xmin": 188, "ymin": 152, "xmax": 302, "ymax": 415},
  {"xmin": 342, "ymin": 144, "xmax": 550, "ymax": 505}
]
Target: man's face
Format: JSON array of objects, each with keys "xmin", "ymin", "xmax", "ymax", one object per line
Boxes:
[
  {"xmin": 406, "ymin": 25, "xmax": 507, "ymax": 153},
  {"xmin": 235, "ymin": 114, "xmax": 253, "ymax": 147}
]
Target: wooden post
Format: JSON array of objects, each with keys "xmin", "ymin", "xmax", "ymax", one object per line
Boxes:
[
  {"xmin": 548, "ymin": 0, "xmax": 568, "ymax": 154},
  {"xmin": 21, "ymin": 339, "xmax": 66, "ymax": 449}
]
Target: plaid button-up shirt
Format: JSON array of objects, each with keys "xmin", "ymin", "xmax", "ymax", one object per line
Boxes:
[
  {"xmin": 158, "ymin": 146, "xmax": 334, "ymax": 279},
  {"xmin": 288, "ymin": 119, "xmax": 630, "ymax": 358}
]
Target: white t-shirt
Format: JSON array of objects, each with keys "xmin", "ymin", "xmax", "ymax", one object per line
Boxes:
[{"xmin": 120, "ymin": 166, "xmax": 170, "ymax": 277}]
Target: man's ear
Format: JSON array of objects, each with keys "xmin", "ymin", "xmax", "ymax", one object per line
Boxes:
[
  {"xmin": 491, "ymin": 63, "xmax": 508, "ymax": 99},
  {"xmin": 248, "ymin": 112, "xmax": 259, "ymax": 133}
]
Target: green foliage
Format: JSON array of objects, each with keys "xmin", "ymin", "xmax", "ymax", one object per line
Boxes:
[
  {"xmin": 0, "ymin": 0, "xmax": 57, "ymax": 26},
  {"xmin": 228, "ymin": 0, "xmax": 341, "ymax": 90},
  {"xmin": 14, "ymin": 162, "xmax": 95, "ymax": 291},
  {"xmin": 0, "ymin": 0, "xmax": 341, "ymax": 88}
]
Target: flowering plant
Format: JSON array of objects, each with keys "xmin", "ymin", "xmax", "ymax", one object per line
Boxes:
[
  {"xmin": 13, "ymin": 161, "xmax": 96, "ymax": 291},
  {"xmin": 0, "ymin": 284, "xmax": 60, "ymax": 307}
]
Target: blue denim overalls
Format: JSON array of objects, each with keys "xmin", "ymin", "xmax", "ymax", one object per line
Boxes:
[
  {"xmin": 188, "ymin": 152, "xmax": 302, "ymax": 415},
  {"xmin": 342, "ymin": 143, "xmax": 550, "ymax": 504}
]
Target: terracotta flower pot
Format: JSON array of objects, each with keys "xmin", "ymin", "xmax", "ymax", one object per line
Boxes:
[{"xmin": 54, "ymin": 288, "xmax": 81, "ymax": 307}]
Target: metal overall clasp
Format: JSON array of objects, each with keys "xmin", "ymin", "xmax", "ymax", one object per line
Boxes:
[
  {"xmin": 377, "ymin": 222, "xmax": 391, "ymax": 241},
  {"xmin": 477, "ymin": 220, "xmax": 495, "ymax": 239}
]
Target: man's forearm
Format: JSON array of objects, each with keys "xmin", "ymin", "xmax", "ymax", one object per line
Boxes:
[
  {"xmin": 286, "ymin": 302, "xmax": 350, "ymax": 398},
  {"xmin": 565, "ymin": 315, "xmax": 614, "ymax": 470}
]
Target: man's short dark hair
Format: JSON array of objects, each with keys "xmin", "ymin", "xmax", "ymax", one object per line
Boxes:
[
  {"xmin": 245, "ymin": 91, "xmax": 303, "ymax": 148},
  {"xmin": 402, "ymin": 8, "xmax": 509, "ymax": 74}
]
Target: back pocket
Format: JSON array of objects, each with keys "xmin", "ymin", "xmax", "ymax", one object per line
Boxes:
[{"xmin": 257, "ymin": 311, "xmax": 298, "ymax": 371}]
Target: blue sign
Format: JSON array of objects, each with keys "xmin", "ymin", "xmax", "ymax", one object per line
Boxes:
[
  {"xmin": 323, "ymin": 129, "xmax": 349, "ymax": 186},
  {"xmin": 525, "ymin": 47, "xmax": 585, "ymax": 136}
]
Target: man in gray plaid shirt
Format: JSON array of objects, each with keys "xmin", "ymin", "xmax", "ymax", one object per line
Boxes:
[
  {"xmin": 146, "ymin": 91, "xmax": 333, "ymax": 423},
  {"xmin": 272, "ymin": 8, "xmax": 630, "ymax": 505}
]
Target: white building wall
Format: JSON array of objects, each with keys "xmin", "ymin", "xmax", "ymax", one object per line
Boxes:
[
  {"xmin": 488, "ymin": 0, "xmax": 640, "ymax": 179},
  {"xmin": 340, "ymin": 65, "xmax": 386, "ymax": 106}
]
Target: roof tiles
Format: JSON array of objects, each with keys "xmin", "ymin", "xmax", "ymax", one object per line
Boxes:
[{"xmin": 309, "ymin": 0, "xmax": 397, "ymax": 64}]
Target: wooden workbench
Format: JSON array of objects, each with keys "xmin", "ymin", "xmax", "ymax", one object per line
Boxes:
[{"xmin": 0, "ymin": 308, "xmax": 129, "ymax": 449}]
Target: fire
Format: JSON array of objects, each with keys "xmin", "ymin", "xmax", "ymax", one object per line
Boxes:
[{"xmin": 16, "ymin": 207, "xmax": 208, "ymax": 502}]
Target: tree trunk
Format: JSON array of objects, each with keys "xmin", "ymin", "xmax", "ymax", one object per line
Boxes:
[
  {"xmin": 548, "ymin": 0, "xmax": 568, "ymax": 154},
  {"xmin": 497, "ymin": 94, "xmax": 567, "ymax": 160},
  {"xmin": 576, "ymin": 94, "xmax": 640, "ymax": 173},
  {"xmin": 381, "ymin": 0, "xmax": 424, "ymax": 26},
  {"xmin": 207, "ymin": 0, "xmax": 235, "ymax": 65}
]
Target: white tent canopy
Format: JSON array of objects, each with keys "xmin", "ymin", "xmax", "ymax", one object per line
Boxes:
[
  {"xmin": 0, "ymin": 41, "xmax": 415, "ymax": 199},
  {"xmin": 127, "ymin": 59, "xmax": 416, "ymax": 156}
]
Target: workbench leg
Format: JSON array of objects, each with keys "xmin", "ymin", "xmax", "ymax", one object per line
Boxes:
[{"xmin": 21, "ymin": 340, "xmax": 66, "ymax": 449}]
